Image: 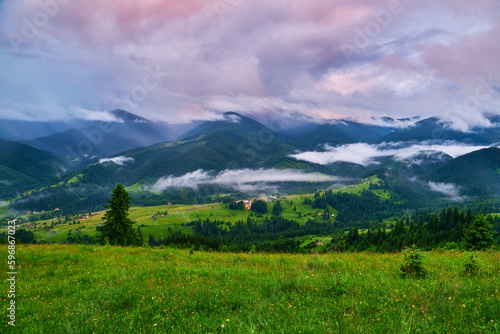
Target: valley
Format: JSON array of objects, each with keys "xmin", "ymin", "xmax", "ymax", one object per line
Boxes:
[
  {"xmin": 2, "ymin": 111, "xmax": 500, "ymax": 250},
  {"xmin": 1, "ymin": 176, "xmax": 384, "ymax": 245}
]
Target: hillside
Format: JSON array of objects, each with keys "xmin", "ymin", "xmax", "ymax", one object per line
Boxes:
[
  {"xmin": 0, "ymin": 140, "xmax": 67, "ymax": 197},
  {"xmin": 426, "ymin": 147, "xmax": 500, "ymax": 196},
  {"xmin": 3, "ymin": 244, "xmax": 499, "ymax": 333}
]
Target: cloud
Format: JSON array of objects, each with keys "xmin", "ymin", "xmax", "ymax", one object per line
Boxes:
[
  {"xmin": 290, "ymin": 141, "xmax": 490, "ymax": 166},
  {"xmin": 1, "ymin": 0, "xmax": 500, "ymax": 129},
  {"xmin": 428, "ymin": 182, "xmax": 464, "ymax": 201},
  {"xmin": 98, "ymin": 156, "xmax": 135, "ymax": 166},
  {"xmin": 147, "ymin": 168, "xmax": 336, "ymax": 193},
  {"xmin": 73, "ymin": 108, "xmax": 123, "ymax": 122}
]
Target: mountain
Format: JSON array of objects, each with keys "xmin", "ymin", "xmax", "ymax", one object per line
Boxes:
[
  {"xmin": 426, "ymin": 147, "xmax": 500, "ymax": 196},
  {"xmin": 6, "ymin": 110, "xmax": 500, "ymax": 215},
  {"xmin": 110, "ymin": 109, "xmax": 150, "ymax": 123},
  {"xmin": 181, "ymin": 112, "xmax": 270, "ymax": 140},
  {"xmin": 377, "ymin": 117, "xmax": 495, "ymax": 144},
  {"xmin": 278, "ymin": 120, "xmax": 394, "ymax": 150},
  {"xmin": 0, "ymin": 120, "xmax": 88, "ymax": 141},
  {"xmin": 79, "ymin": 112, "xmax": 329, "ymax": 185},
  {"xmin": 0, "ymin": 140, "xmax": 67, "ymax": 198},
  {"xmin": 22, "ymin": 110, "xmax": 178, "ymax": 164}
]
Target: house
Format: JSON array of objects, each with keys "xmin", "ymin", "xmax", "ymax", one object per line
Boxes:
[
  {"xmin": 55, "ymin": 208, "xmax": 59, "ymax": 211},
  {"xmin": 314, "ymin": 240, "xmax": 324, "ymax": 246},
  {"xmin": 167, "ymin": 202, "xmax": 172, "ymax": 206}
]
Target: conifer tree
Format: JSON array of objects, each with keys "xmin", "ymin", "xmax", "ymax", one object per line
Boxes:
[
  {"xmin": 98, "ymin": 184, "xmax": 139, "ymax": 246},
  {"xmin": 463, "ymin": 215, "xmax": 495, "ymax": 250}
]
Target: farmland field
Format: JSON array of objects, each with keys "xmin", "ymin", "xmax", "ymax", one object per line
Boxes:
[{"xmin": 1, "ymin": 245, "xmax": 499, "ymax": 333}]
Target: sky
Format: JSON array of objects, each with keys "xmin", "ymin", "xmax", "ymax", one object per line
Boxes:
[{"xmin": 1, "ymin": 0, "xmax": 499, "ymax": 130}]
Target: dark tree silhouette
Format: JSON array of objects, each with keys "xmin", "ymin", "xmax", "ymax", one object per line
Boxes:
[{"xmin": 98, "ymin": 184, "xmax": 139, "ymax": 246}]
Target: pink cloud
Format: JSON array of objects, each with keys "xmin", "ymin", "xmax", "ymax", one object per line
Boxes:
[{"xmin": 1, "ymin": 0, "xmax": 499, "ymax": 127}]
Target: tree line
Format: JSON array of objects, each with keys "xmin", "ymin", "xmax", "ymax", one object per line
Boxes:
[{"xmin": 337, "ymin": 207, "xmax": 496, "ymax": 252}]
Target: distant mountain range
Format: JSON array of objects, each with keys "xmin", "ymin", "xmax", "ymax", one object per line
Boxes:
[
  {"xmin": 2, "ymin": 109, "xmax": 500, "ymax": 214},
  {"xmin": 19, "ymin": 110, "xmax": 192, "ymax": 165}
]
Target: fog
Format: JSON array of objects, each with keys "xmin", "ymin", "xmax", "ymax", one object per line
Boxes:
[
  {"xmin": 290, "ymin": 142, "xmax": 491, "ymax": 166},
  {"xmin": 147, "ymin": 169, "xmax": 336, "ymax": 194}
]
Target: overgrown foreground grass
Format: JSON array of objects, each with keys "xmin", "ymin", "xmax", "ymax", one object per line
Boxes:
[{"xmin": 2, "ymin": 245, "xmax": 499, "ymax": 333}]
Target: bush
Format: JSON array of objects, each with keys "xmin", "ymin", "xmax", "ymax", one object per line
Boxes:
[
  {"xmin": 443, "ymin": 241, "xmax": 458, "ymax": 250},
  {"xmin": 462, "ymin": 251, "xmax": 484, "ymax": 276},
  {"xmin": 399, "ymin": 245, "xmax": 427, "ymax": 279}
]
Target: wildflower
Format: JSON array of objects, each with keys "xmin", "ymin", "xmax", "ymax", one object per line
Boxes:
[
  {"xmin": 221, "ymin": 324, "xmax": 225, "ymax": 328},
  {"xmin": 226, "ymin": 319, "xmax": 230, "ymax": 322}
]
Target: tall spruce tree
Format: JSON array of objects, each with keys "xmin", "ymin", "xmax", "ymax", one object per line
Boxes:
[
  {"xmin": 463, "ymin": 215, "xmax": 495, "ymax": 250},
  {"xmin": 99, "ymin": 184, "xmax": 139, "ymax": 246}
]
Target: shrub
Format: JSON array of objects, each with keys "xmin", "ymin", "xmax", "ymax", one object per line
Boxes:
[
  {"xmin": 399, "ymin": 245, "xmax": 427, "ymax": 279},
  {"xmin": 462, "ymin": 251, "xmax": 484, "ymax": 276},
  {"xmin": 443, "ymin": 241, "xmax": 458, "ymax": 250}
]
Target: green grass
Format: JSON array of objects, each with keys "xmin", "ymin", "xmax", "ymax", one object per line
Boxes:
[
  {"xmin": 125, "ymin": 183, "xmax": 143, "ymax": 193},
  {"xmin": 66, "ymin": 174, "xmax": 83, "ymax": 184},
  {"xmin": 329, "ymin": 175, "xmax": 382, "ymax": 196},
  {"xmin": 2, "ymin": 245, "xmax": 499, "ymax": 333},
  {"xmin": 4, "ymin": 196, "xmax": 339, "ymax": 244}
]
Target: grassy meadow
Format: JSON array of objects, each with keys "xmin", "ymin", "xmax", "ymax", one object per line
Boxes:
[
  {"xmin": 2, "ymin": 176, "xmax": 385, "ymax": 244},
  {"xmin": 2, "ymin": 195, "xmax": 332, "ymax": 244},
  {"xmin": 1, "ymin": 244, "xmax": 499, "ymax": 333}
]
